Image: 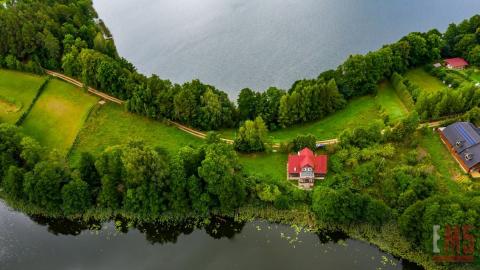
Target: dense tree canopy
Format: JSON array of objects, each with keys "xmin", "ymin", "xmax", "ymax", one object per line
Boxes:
[{"xmin": 3, "ymin": 1, "xmax": 480, "ymax": 134}]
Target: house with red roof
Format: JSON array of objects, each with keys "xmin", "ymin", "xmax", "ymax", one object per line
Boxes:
[
  {"xmin": 287, "ymin": 148, "xmax": 327, "ymax": 189},
  {"xmin": 444, "ymin": 57, "xmax": 469, "ymax": 70}
]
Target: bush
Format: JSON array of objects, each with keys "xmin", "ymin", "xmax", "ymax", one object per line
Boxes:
[
  {"xmin": 255, "ymin": 183, "xmax": 281, "ymax": 203},
  {"xmin": 274, "ymin": 195, "xmax": 292, "ymax": 210},
  {"xmin": 312, "ymin": 187, "xmax": 392, "ymax": 225},
  {"xmin": 4, "ymin": 55, "xmax": 18, "ymax": 70},
  {"xmin": 290, "ymin": 134, "xmax": 317, "ymax": 152},
  {"xmin": 61, "ymin": 177, "xmax": 92, "ymax": 215},
  {"xmin": 234, "ymin": 117, "xmax": 268, "ymax": 153},
  {"xmin": 2, "ymin": 166, "xmax": 25, "ymax": 200}
]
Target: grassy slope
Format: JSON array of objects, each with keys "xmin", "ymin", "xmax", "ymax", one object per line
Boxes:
[
  {"xmin": 0, "ymin": 69, "xmax": 46, "ymax": 124},
  {"xmin": 418, "ymin": 131, "xmax": 465, "ymax": 193},
  {"xmin": 69, "ymin": 103, "xmax": 203, "ymax": 165},
  {"xmin": 270, "ymin": 96, "xmax": 380, "ymax": 142},
  {"xmin": 21, "ymin": 79, "xmax": 98, "ymax": 154},
  {"xmin": 405, "ymin": 68, "xmax": 445, "ymax": 93},
  {"xmin": 376, "ymin": 81, "xmax": 409, "ymax": 122},
  {"xmin": 220, "ymin": 96, "xmax": 380, "ymax": 142}
]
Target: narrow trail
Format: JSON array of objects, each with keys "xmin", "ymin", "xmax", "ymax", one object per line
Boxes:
[
  {"xmin": 45, "ymin": 70, "xmax": 124, "ymax": 104},
  {"xmin": 45, "ymin": 70, "xmax": 455, "ymax": 148}
]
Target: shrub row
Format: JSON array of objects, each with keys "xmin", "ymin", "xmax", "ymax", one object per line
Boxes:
[{"xmin": 391, "ymin": 73, "xmax": 415, "ymax": 111}]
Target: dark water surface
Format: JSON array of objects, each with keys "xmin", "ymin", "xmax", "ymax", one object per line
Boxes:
[
  {"xmin": 93, "ymin": 0, "xmax": 480, "ymax": 97},
  {"xmin": 0, "ymin": 201, "xmax": 422, "ymax": 270}
]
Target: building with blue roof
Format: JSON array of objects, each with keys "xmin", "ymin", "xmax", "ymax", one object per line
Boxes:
[{"xmin": 439, "ymin": 122, "xmax": 480, "ymax": 174}]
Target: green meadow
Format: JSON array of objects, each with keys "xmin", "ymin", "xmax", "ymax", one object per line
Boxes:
[
  {"xmin": 239, "ymin": 152, "xmax": 287, "ymax": 182},
  {"xmin": 0, "ymin": 69, "xmax": 47, "ymax": 124},
  {"xmin": 20, "ymin": 79, "xmax": 98, "ymax": 154},
  {"xmin": 376, "ymin": 81, "xmax": 409, "ymax": 122},
  {"xmin": 69, "ymin": 103, "xmax": 203, "ymax": 165},
  {"xmin": 405, "ymin": 68, "xmax": 445, "ymax": 93},
  {"xmin": 220, "ymin": 96, "xmax": 381, "ymax": 143}
]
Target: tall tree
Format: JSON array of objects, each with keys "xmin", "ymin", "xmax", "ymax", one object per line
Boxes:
[{"xmin": 198, "ymin": 143, "xmax": 246, "ymax": 211}]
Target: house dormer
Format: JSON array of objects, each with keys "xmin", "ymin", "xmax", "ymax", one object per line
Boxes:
[{"xmin": 456, "ymin": 140, "xmax": 464, "ymax": 148}]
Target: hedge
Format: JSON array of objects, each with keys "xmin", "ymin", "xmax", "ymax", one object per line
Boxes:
[{"xmin": 391, "ymin": 73, "xmax": 415, "ymax": 111}]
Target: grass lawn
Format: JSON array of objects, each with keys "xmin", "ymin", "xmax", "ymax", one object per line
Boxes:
[
  {"xmin": 239, "ymin": 152, "xmax": 287, "ymax": 183},
  {"xmin": 458, "ymin": 67, "xmax": 480, "ymax": 83},
  {"xmin": 418, "ymin": 131, "xmax": 465, "ymax": 193},
  {"xmin": 405, "ymin": 68, "xmax": 445, "ymax": 93},
  {"xmin": 69, "ymin": 103, "xmax": 203, "ymax": 165},
  {"xmin": 0, "ymin": 69, "xmax": 47, "ymax": 124},
  {"xmin": 376, "ymin": 81, "xmax": 409, "ymax": 122},
  {"xmin": 220, "ymin": 96, "xmax": 380, "ymax": 142},
  {"xmin": 270, "ymin": 96, "xmax": 380, "ymax": 142},
  {"xmin": 467, "ymin": 70, "xmax": 480, "ymax": 82},
  {"xmin": 21, "ymin": 79, "xmax": 98, "ymax": 154}
]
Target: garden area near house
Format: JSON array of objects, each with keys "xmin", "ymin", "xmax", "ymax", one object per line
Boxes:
[
  {"xmin": 239, "ymin": 152, "xmax": 287, "ymax": 183},
  {"xmin": 417, "ymin": 130, "xmax": 467, "ymax": 193},
  {"xmin": 0, "ymin": 69, "xmax": 47, "ymax": 124}
]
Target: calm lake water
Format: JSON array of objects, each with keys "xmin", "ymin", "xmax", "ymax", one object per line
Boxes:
[
  {"xmin": 0, "ymin": 200, "xmax": 422, "ymax": 270},
  {"xmin": 93, "ymin": 0, "xmax": 480, "ymax": 98}
]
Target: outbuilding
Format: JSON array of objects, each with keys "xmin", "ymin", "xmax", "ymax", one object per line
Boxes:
[{"xmin": 444, "ymin": 58, "xmax": 469, "ymax": 70}]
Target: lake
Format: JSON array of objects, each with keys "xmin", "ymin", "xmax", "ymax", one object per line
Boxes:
[
  {"xmin": 92, "ymin": 0, "xmax": 480, "ymax": 98},
  {"xmin": 0, "ymin": 200, "xmax": 422, "ymax": 270}
]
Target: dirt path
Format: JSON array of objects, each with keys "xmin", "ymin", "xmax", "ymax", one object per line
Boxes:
[
  {"xmin": 45, "ymin": 70, "xmax": 457, "ymax": 147},
  {"xmin": 45, "ymin": 70, "xmax": 124, "ymax": 105}
]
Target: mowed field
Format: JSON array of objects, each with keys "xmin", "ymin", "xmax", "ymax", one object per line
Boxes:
[
  {"xmin": 21, "ymin": 79, "xmax": 98, "ymax": 154},
  {"xmin": 376, "ymin": 81, "xmax": 409, "ymax": 122},
  {"xmin": 69, "ymin": 103, "xmax": 203, "ymax": 165},
  {"xmin": 405, "ymin": 68, "xmax": 445, "ymax": 93},
  {"xmin": 0, "ymin": 69, "xmax": 47, "ymax": 124}
]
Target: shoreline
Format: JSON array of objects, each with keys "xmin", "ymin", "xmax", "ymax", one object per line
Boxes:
[{"xmin": 0, "ymin": 196, "xmax": 443, "ymax": 270}]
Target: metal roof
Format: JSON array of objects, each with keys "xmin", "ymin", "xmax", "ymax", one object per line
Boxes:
[
  {"xmin": 459, "ymin": 144, "xmax": 480, "ymax": 169},
  {"xmin": 442, "ymin": 122, "xmax": 480, "ymax": 169}
]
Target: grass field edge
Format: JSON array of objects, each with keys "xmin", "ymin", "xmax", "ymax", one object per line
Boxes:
[
  {"xmin": 15, "ymin": 76, "xmax": 51, "ymax": 126},
  {"xmin": 66, "ymin": 103, "xmax": 102, "ymax": 161}
]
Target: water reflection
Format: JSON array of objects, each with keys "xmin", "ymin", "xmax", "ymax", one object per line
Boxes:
[
  {"xmin": 28, "ymin": 215, "xmax": 102, "ymax": 236},
  {"xmin": 27, "ymin": 213, "xmax": 247, "ymax": 244},
  {"xmin": 0, "ymin": 201, "xmax": 422, "ymax": 270}
]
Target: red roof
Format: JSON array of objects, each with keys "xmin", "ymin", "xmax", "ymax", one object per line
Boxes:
[
  {"xmin": 288, "ymin": 148, "xmax": 328, "ymax": 174},
  {"xmin": 445, "ymin": 58, "xmax": 469, "ymax": 68}
]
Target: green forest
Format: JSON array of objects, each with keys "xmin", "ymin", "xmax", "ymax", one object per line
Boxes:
[{"xmin": 2, "ymin": 0, "xmax": 480, "ymax": 268}]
